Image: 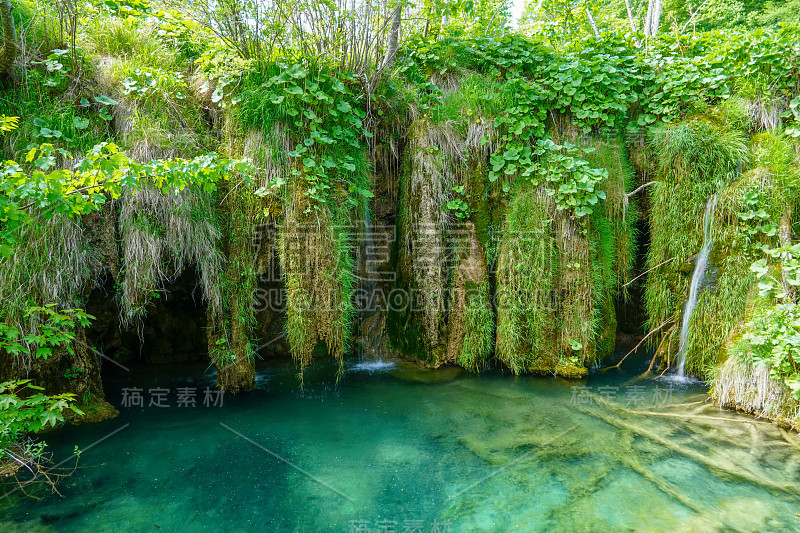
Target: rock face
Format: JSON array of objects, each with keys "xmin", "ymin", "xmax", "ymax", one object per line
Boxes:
[
  {"xmin": 445, "ymin": 221, "xmax": 491, "ymax": 367},
  {"xmin": 711, "ymin": 356, "xmax": 799, "ymax": 430}
]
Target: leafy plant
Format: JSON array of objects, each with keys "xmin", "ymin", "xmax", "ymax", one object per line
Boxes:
[
  {"xmin": 238, "ymin": 64, "xmax": 373, "ymax": 209},
  {"xmin": 63, "ymin": 367, "xmax": 85, "ymax": 380},
  {"xmin": 0, "ymin": 380, "xmax": 82, "ymax": 438},
  {"xmin": 0, "ymin": 115, "xmax": 19, "ymax": 133},
  {"xmin": 0, "ymin": 142, "xmax": 252, "ymax": 256},
  {"xmin": 488, "ymin": 139, "xmax": 607, "ymax": 218},
  {"xmin": 0, "ymin": 380, "xmax": 83, "ymax": 483},
  {"xmin": 445, "ymin": 185, "xmax": 469, "ymax": 219},
  {"xmin": 742, "ymin": 304, "xmax": 800, "ymax": 400},
  {"xmin": 750, "ymin": 244, "xmax": 800, "ymax": 301},
  {"xmin": 0, "ymin": 306, "xmax": 93, "ymax": 360}
]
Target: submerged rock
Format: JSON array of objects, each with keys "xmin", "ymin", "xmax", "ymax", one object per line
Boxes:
[
  {"xmin": 68, "ymin": 398, "xmax": 120, "ymax": 424},
  {"xmin": 389, "ymin": 361, "xmax": 463, "ymax": 383}
]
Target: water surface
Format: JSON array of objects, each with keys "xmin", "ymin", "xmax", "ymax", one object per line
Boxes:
[{"xmin": 2, "ymin": 350, "xmax": 800, "ymax": 532}]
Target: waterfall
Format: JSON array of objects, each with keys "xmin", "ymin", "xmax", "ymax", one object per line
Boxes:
[
  {"xmin": 675, "ymin": 193, "xmax": 719, "ymax": 378},
  {"xmin": 357, "ymin": 207, "xmax": 378, "ymax": 361}
]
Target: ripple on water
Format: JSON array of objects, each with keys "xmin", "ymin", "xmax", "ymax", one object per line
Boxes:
[{"xmin": 3, "ymin": 356, "xmax": 800, "ymax": 532}]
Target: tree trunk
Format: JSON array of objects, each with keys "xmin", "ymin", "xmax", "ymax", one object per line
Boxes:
[
  {"xmin": 644, "ymin": 0, "xmax": 661, "ymax": 38},
  {"xmin": 643, "ymin": 0, "xmax": 654, "ymax": 37},
  {"xmin": 623, "ymin": 0, "xmax": 638, "ymax": 33},
  {"xmin": 585, "ymin": 8, "xmax": 600, "ymax": 37},
  {"xmin": 652, "ymin": 0, "xmax": 662, "ymax": 36},
  {"xmin": 0, "ymin": 0, "xmax": 17, "ymax": 75},
  {"xmin": 381, "ymin": 5, "xmax": 402, "ymax": 71}
]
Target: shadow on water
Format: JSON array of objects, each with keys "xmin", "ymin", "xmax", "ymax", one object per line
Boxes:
[{"xmin": 2, "ymin": 346, "xmax": 800, "ymax": 532}]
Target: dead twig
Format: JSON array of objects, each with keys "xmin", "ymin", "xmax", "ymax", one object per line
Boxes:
[
  {"xmin": 623, "ymin": 257, "xmax": 675, "ymax": 288},
  {"xmin": 602, "ymin": 318, "xmax": 673, "ymax": 371}
]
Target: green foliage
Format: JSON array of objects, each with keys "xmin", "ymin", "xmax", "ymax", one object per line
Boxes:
[
  {"xmin": 495, "ymin": 189, "xmax": 558, "ymax": 373},
  {"xmin": 401, "ymin": 27, "xmax": 800, "ymax": 136},
  {"xmin": 0, "ymin": 380, "xmax": 81, "ymax": 440},
  {"xmin": 741, "ymin": 304, "xmax": 800, "ymax": 399},
  {"xmin": 0, "ymin": 46, "xmax": 110, "ymax": 157},
  {"xmin": 63, "ymin": 366, "xmax": 85, "ymax": 380},
  {"xmin": 0, "ymin": 115, "xmax": 19, "ymax": 133},
  {"xmin": 539, "ymin": 143, "xmax": 607, "ymax": 218},
  {"xmin": 753, "ymin": 0, "xmax": 800, "ymax": 27},
  {"xmin": 458, "ymin": 281, "xmax": 495, "ymax": 371},
  {"xmin": 488, "ymin": 140, "xmax": 607, "ymax": 218},
  {"xmin": 0, "ymin": 142, "xmax": 252, "ymax": 256},
  {"xmin": 738, "ymin": 188, "xmax": 779, "ymax": 244},
  {"xmin": 237, "ymin": 64, "xmax": 372, "ymax": 209},
  {"xmin": 93, "ymin": 0, "xmax": 154, "ymax": 17},
  {"xmin": 0, "ymin": 380, "xmax": 82, "ymax": 471},
  {"xmin": 445, "ymin": 186, "xmax": 470, "ymax": 219},
  {"xmin": 750, "ymin": 244, "xmax": 800, "ymax": 300},
  {"xmin": 0, "ymin": 305, "xmax": 93, "ymax": 360},
  {"xmin": 430, "ymin": 71, "xmax": 515, "ymax": 124}
]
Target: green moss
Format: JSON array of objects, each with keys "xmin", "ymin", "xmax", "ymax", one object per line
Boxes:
[
  {"xmin": 457, "ymin": 280, "xmax": 494, "ymax": 371},
  {"xmin": 210, "ymin": 182, "xmax": 258, "ymax": 392},
  {"xmin": 466, "ymin": 156, "xmax": 492, "ymax": 253},
  {"xmin": 68, "ymin": 397, "xmax": 119, "ymax": 424},
  {"xmin": 588, "ymin": 211, "xmax": 619, "ymax": 362}
]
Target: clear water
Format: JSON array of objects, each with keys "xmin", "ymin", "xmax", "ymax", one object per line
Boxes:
[{"xmin": 3, "ymin": 348, "xmax": 800, "ymax": 533}]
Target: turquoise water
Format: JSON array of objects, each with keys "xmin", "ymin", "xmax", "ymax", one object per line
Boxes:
[{"xmin": 3, "ymin": 350, "xmax": 800, "ymax": 532}]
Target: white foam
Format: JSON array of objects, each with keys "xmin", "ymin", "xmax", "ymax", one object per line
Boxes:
[{"xmin": 350, "ymin": 360, "xmax": 396, "ymax": 372}]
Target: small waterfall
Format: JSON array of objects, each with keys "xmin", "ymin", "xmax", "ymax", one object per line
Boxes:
[
  {"xmin": 675, "ymin": 193, "xmax": 719, "ymax": 378},
  {"xmin": 357, "ymin": 207, "xmax": 378, "ymax": 361}
]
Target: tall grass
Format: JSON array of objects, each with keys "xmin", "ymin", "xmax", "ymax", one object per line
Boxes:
[{"xmin": 645, "ymin": 112, "xmax": 751, "ymax": 375}]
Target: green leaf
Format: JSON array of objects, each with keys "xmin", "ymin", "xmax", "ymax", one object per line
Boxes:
[
  {"xmin": 750, "ymin": 259, "xmax": 769, "ymax": 277},
  {"xmin": 94, "ymin": 95, "xmax": 117, "ymax": 106},
  {"xmin": 73, "ymin": 117, "xmax": 89, "ymax": 130}
]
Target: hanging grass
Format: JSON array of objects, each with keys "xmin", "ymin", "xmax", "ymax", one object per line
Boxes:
[
  {"xmin": 495, "ymin": 187, "xmax": 559, "ymax": 374},
  {"xmin": 430, "ymin": 71, "xmax": 516, "ymax": 128},
  {"xmin": 209, "ymin": 182, "xmax": 260, "ymax": 392},
  {"xmin": 582, "ymin": 135, "xmax": 638, "ymax": 294},
  {"xmin": 279, "ymin": 176, "xmax": 356, "ymax": 375},
  {"xmin": 395, "ymin": 119, "xmax": 460, "ymax": 361},
  {"xmin": 0, "ymin": 215, "xmax": 102, "ymax": 374},
  {"xmin": 118, "ymin": 185, "xmax": 223, "ymax": 329},
  {"xmin": 644, "ymin": 113, "xmax": 750, "ymax": 374},
  {"xmin": 389, "ymin": 115, "xmax": 498, "ymax": 367},
  {"xmin": 457, "ymin": 279, "xmax": 494, "ymax": 371},
  {"xmin": 548, "ymin": 125, "xmax": 638, "ymax": 367}
]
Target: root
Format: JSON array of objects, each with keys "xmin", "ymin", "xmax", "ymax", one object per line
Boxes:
[{"xmin": 577, "ymin": 406, "xmax": 800, "ymax": 498}]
